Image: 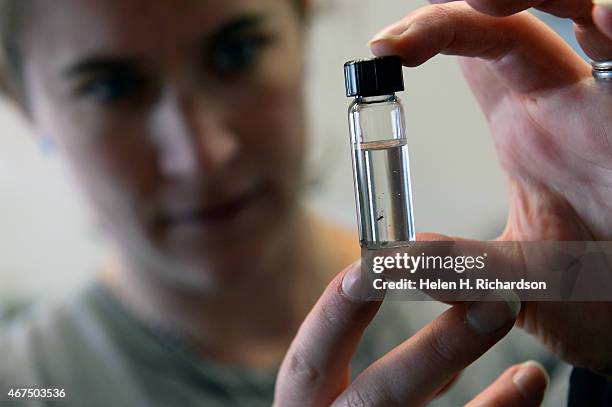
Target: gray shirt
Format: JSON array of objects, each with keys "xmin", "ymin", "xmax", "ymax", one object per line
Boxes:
[
  {"xmin": 0, "ymin": 282, "xmax": 569, "ymax": 406},
  {"xmin": 0, "ymin": 283, "xmax": 405, "ymax": 407}
]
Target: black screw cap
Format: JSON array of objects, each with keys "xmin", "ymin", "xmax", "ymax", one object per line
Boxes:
[{"xmin": 344, "ymin": 56, "xmax": 404, "ymax": 97}]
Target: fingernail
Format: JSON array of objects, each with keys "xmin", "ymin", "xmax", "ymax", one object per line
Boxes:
[
  {"xmin": 368, "ymin": 22, "xmax": 412, "ymax": 53},
  {"xmin": 341, "ymin": 260, "xmax": 372, "ymax": 301},
  {"xmin": 466, "ymin": 290, "xmax": 521, "ymax": 335},
  {"xmin": 513, "ymin": 360, "xmax": 549, "ymax": 403},
  {"xmin": 370, "ymin": 21, "xmax": 411, "ymax": 42},
  {"xmin": 369, "ymin": 40, "xmax": 397, "ymax": 57},
  {"xmin": 593, "ymin": 0, "xmax": 612, "ymax": 10}
]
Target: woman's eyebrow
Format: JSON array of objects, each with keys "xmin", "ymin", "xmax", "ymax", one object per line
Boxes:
[
  {"xmin": 208, "ymin": 14, "xmax": 267, "ymax": 42},
  {"xmin": 60, "ymin": 15, "xmax": 268, "ymax": 79},
  {"xmin": 62, "ymin": 57, "xmax": 144, "ymax": 79}
]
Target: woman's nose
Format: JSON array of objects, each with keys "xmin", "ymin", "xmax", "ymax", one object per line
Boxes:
[{"xmin": 149, "ymin": 87, "xmax": 239, "ymax": 178}]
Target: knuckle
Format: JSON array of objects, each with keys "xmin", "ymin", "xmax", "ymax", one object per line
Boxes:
[
  {"xmin": 408, "ymin": 5, "xmax": 441, "ymax": 27},
  {"xmin": 426, "ymin": 322, "xmax": 461, "ymax": 368},
  {"xmin": 319, "ymin": 298, "xmax": 341, "ymax": 329},
  {"xmin": 336, "ymin": 382, "xmax": 399, "ymax": 407},
  {"xmin": 340, "ymin": 389, "xmax": 377, "ymax": 407},
  {"xmin": 407, "ymin": 4, "xmax": 459, "ymax": 42},
  {"xmin": 419, "ymin": 3, "xmax": 461, "ymax": 23},
  {"xmin": 286, "ymin": 348, "xmax": 321, "ymax": 387},
  {"xmin": 319, "ymin": 294, "xmax": 354, "ymax": 331}
]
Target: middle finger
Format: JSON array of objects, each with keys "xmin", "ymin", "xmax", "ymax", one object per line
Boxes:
[
  {"xmin": 333, "ymin": 294, "xmax": 521, "ymax": 406},
  {"xmin": 462, "ymin": 0, "xmax": 612, "ymax": 60}
]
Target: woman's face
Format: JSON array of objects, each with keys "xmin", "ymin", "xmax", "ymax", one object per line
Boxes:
[{"xmin": 20, "ymin": 0, "xmax": 306, "ymax": 287}]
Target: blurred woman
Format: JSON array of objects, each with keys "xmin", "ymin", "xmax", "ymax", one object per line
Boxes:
[{"xmin": 0, "ymin": 1, "xmax": 367, "ymax": 405}]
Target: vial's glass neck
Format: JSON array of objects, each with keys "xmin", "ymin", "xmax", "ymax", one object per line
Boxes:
[{"xmin": 356, "ymin": 94, "xmax": 396, "ymax": 103}]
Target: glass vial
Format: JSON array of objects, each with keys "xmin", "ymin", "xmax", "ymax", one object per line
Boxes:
[{"xmin": 344, "ymin": 56, "xmax": 415, "ymax": 249}]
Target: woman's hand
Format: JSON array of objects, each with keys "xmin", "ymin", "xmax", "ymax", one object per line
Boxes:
[
  {"xmin": 593, "ymin": 1, "xmax": 612, "ymax": 39},
  {"xmin": 368, "ymin": 0, "xmax": 612, "ymax": 375},
  {"xmin": 273, "ymin": 261, "xmax": 548, "ymax": 406}
]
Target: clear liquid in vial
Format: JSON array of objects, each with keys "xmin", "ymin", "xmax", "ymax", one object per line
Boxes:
[{"xmin": 354, "ymin": 138, "xmax": 415, "ymax": 249}]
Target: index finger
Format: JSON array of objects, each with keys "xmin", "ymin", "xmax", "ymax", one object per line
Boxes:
[
  {"xmin": 457, "ymin": 0, "xmax": 612, "ymax": 60},
  {"xmin": 273, "ymin": 260, "xmax": 382, "ymax": 407},
  {"xmin": 369, "ymin": 3, "xmax": 589, "ymax": 94}
]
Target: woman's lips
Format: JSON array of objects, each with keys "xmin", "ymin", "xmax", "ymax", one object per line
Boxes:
[{"xmin": 160, "ymin": 187, "xmax": 264, "ymax": 228}]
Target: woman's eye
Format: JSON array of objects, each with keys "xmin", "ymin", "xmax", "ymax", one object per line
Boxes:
[
  {"xmin": 77, "ymin": 72, "xmax": 146, "ymax": 103},
  {"xmin": 209, "ymin": 35, "xmax": 271, "ymax": 75}
]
